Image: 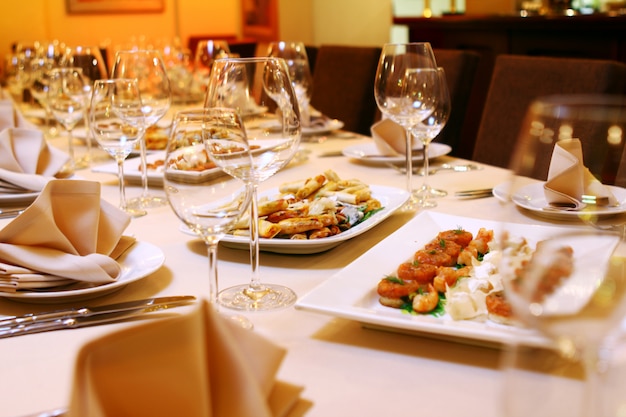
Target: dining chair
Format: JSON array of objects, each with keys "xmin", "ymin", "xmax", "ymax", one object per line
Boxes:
[
  {"xmin": 432, "ymin": 48, "xmax": 480, "ymax": 158},
  {"xmin": 471, "ymin": 54, "xmax": 626, "ymax": 169},
  {"xmin": 309, "ymin": 44, "xmax": 382, "ymax": 136}
]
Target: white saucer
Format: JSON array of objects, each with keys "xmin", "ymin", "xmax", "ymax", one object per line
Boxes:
[{"xmin": 342, "ymin": 142, "xmax": 452, "ymax": 164}]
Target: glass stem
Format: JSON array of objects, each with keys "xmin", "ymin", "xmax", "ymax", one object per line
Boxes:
[
  {"xmin": 82, "ymin": 113, "xmax": 91, "ymax": 167},
  {"xmin": 404, "ymin": 127, "xmax": 413, "ymax": 195},
  {"xmin": 67, "ymin": 128, "xmax": 76, "ymax": 171},
  {"xmin": 248, "ymin": 182, "xmax": 262, "ymax": 290},
  {"xmin": 582, "ymin": 347, "xmax": 608, "ymax": 417},
  {"xmin": 422, "ymin": 141, "xmax": 431, "ymax": 190},
  {"xmin": 206, "ymin": 241, "xmax": 219, "ymax": 308},
  {"xmin": 138, "ymin": 133, "xmax": 150, "ymax": 198},
  {"xmin": 116, "ymin": 156, "xmax": 127, "ymax": 211}
]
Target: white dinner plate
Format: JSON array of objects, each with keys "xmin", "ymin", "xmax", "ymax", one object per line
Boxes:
[
  {"xmin": 295, "ymin": 211, "xmax": 574, "ymax": 348},
  {"xmin": 0, "ymin": 191, "xmax": 40, "ymax": 205},
  {"xmin": 182, "ymin": 184, "xmax": 410, "ymax": 254},
  {"xmin": 342, "ymin": 142, "xmax": 452, "ymax": 164},
  {"xmin": 493, "ymin": 181, "xmax": 626, "ymax": 220},
  {"xmin": 302, "ymin": 119, "xmax": 344, "ymax": 136},
  {"xmin": 0, "ymin": 241, "xmax": 165, "ymax": 303},
  {"xmin": 92, "ymin": 151, "xmax": 223, "ymax": 187}
]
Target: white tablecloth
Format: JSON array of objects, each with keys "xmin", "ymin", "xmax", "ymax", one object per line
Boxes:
[{"xmin": 0, "ymin": 126, "xmax": 622, "ymax": 417}]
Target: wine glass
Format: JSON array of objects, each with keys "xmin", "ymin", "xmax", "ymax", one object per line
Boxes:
[
  {"xmin": 29, "ymin": 55, "xmax": 57, "ymax": 137},
  {"xmin": 411, "ymin": 67, "xmax": 451, "ymax": 208},
  {"xmin": 111, "ymin": 49, "xmax": 172, "ymax": 209},
  {"xmin": 163, "ymin": 108, "xmax": 253, "ymax": 327},
  {"xmin": 267, "ymin": 41, "xmax": 314, "ymax": 126},
  {"xmin": 499, "ymin": 94, "xmax": 626, "ymax": 417},
  {"xmin": 89, "ymin": 78, "xmax": 146, "ymax": 217},
  {"xmin": 192, "ymin": 40, "xmax": 230, "ymax": 95},
  {"xmin": 62, "ymin": 46, "xmax": 108, "ymax": 167},
  {"xmin": 47, "ymin": 67, "xmax": 88, "ymax": 174},
  {"xmin": 204, "ymin": 57, "xmax": 301, "ymax": 311},
  {"xmin": 374, "ymin": 43, "xmax": 438, "ymax": 208}
]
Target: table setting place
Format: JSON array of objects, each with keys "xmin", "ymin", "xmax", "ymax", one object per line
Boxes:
[{"xmin": 3, "ymin": 41, "xmax": 626, "ymax": 417}]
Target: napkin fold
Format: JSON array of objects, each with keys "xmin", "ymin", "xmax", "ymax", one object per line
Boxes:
[
  {"xmin": 0, "ymin": 127, "xmax": 71, "ymax": 193},
  {"xmin": 544, "ymin": 138, "xmax": 617, "ymax": 210},
  {"xmin": 370, "ymin": 118, "xmax": 414, "ymax": 156},
  {"xmin": 0, "ymin": 180, "xmax": 134, "ymax": 292},
  {"xmin": 0, "ymin": 98, "xmax": 39, "ymax": 130},
  {"xmin": 66, "ymin": 300, "xmax": 308, "ymax": 417}
]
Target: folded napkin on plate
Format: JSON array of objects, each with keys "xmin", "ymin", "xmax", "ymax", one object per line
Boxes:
[
  {"xmin": 0, "ymin": 98, "xmax": 39, "ymax": 130},
  {"xmin": 544, "ymin": 138, "xmax": 617, "ymax": 210},
  {"xmin": 0, "ymin": 180, "xmax": 134, "ymax": 292},
  {"xmin": 66, "ymin": 300, "xmax": 307, "ymax": 417},
  {"xmin": 0, "ymin": 127, "xmax": 71, "ymax": 193},
  {"xmin": 370, "ymin": 118, "xmax": 414, "ymax": 156}
]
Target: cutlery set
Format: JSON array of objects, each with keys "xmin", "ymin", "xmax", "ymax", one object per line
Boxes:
[{"xmin": 0, "ymin": 295, "xmax": 196, "ymax": 338}]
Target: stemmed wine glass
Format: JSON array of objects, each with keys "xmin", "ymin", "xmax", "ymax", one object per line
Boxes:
[
  {"xmin": 193, "ymin": 40, "xmax": 230, "ymax": 94},
  {"xmin": 499, "ymin": 94, "xmax": 626, "ymax": 417},
  {"xmin": 374, "ymin": 43, "xmax": 438, "ymax": 208},
  {"xmin": 89, "ymin": 78, "xmax": 147, "ymax": 217},
  {"xmin": 411, "ymin": 67, "xmax": 451, "ymax": 207},
  {"xmin": 111, "ymin": 49, "xmax": 172, "ymax": 209},
  {"xmin": 267, "ymin": 41, "xmax": 314, "ymax": 126},
  {"xmin": 47, "ymin": 67, "xmax": 88, "ymax": 175},
  {"xmin": 163, "ymin": 109, "xmax": 253, "ymax": 327},
  {"xmin": 205, "ymin": 57, "xmax": 301, "ymax": 311},
  {"xmin": 62, "ymin": 45, "xmax": 108, "ymax": 167}
]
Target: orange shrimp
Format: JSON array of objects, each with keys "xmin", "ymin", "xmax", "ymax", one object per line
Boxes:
[
  {"xmin": 397, "ymin": 262, "xmax": 438, "ymax": 284},
  {"xmin": 424, "ymin": 239, "xmax": 462, "ymax": 261},
  {"xmin": 412, "ymin": 284, "xmax": 439, "ymax": 313},
  {"xmin": 414, "ymin": 248, "xmax": 455, "ymax": 267},
  {"xmin": 377, "ymin": 276, "xmax": 421, "ymax": 308},
  {"xmin": 433, "ymin": 266, "xmax": 471, "ymax": 293},
  {"xmin": 436, "ymin": 229, "xmax": 474, "ymax": 247}
]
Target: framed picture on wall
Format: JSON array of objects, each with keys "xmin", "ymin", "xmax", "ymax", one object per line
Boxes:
[
  {"xmin": 67, "ymin": 0, "xmax": 164, "ymax": 14},
  {"xmin": 241, "ymin": 0, "xmax": 278, "ymax": 40}
]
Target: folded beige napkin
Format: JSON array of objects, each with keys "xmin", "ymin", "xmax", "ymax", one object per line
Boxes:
[
  {"xmin": 0, "ymin": 98, "xmax": 39, "ymax": 130},
  {"xmin": 66, "ymin": 300, "xmax": 307, "ymax": 417},
  {"xmin": 370, "ymin": 118, "xmax": 414, "ymax": 156},
  {"xmin": 0, "ymin": 127, "xmax": 71, "ymax": 193},
  {"xmin": 0, "ymin": 180, "xmax": 134, "ymax": 292},
  {"xmin": 544, "ymin": 138, "xmax": 617, "ymax": 209}
]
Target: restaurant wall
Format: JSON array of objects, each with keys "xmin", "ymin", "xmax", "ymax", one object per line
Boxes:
[
  {"xmin": 311, "ymin": 0, "xmax": 394, "ymax": 47},
  {"xmin": 0, "ymin": 0, "xmax": 240, "ymax": 71},
  {"xmin": 0, "ymin": 0, "xmax": 395, "ymax": 77}
]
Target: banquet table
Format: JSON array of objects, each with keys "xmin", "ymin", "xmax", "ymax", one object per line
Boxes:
[{"xmin": 1, "ymin": 124, "xmax": 624, "ymax": 417}]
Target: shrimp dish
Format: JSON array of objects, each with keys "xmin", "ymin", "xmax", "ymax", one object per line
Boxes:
[{"xmin": 377, "ymin": 227, "xmax": 494, "ymax": 315}]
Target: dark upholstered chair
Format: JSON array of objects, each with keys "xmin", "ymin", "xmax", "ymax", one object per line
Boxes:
[
  {"xmin": 432, "ymin": 49, "xmax": 480, "ymax": 157},
  {"xmin": 309, "ymin": 45, "xmax": 381, "ymax": 136},
  {"xmin": 472, "ymin": 54, "xmax": 626, "ymax": 168}
]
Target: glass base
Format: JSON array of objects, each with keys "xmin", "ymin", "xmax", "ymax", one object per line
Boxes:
[
  {"xmin": 415, "ymin": 185, "xmax": 448, "ymax": 199},
  {"xmin": 218, "ymin": 283, "xmax": 297, "ymax": 311},
  {"xmin": 123, "ymin": 206, "xmax": 147, "ymax": 218},
  {"xmin": 128, "ymin": 194, "xmax": 168, "ymax": 209}
]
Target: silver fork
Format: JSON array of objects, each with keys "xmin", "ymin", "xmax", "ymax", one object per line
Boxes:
[{"xmin": 387, "ymin": 163, "xmax": 482, "ymax": 176}]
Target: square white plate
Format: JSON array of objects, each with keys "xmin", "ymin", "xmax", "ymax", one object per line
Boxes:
[{"xmin": 295, "ymin": 211, "xmax": 579, "ymax": 348}]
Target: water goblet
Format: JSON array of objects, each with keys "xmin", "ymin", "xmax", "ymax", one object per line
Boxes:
[
  {"xmin": 47, "ymin": 67, "xmax": 88, "ymax": 174},
  {"xmin": 89, "ymin": 78, "xmax": 147, "ymax": 217},
  {"xmin": 411, "ymin": 67, "xmax": 451, "ymax": 207},
  {"xmin": 267, "ymin": 41, "xmax": 314, "ymax": 126},
  {"xmin": 192, "ymin": 40, "xmax": 230, "ymax": 94},
  {"xmin": 111, "ymin": 49, "xmax": 172, "ymax": 209},
  {"xmin": 499, "ymin": 94, "xmax": 626, "ymax": 417},
  {"xmin": 374, "ymin": 43, "xmax": 438, "ymax": 208},
  {"xmin": 205, "ymin": 57, "xmax": 301, "ymax": 311},
  {"xmin": 163, "ymin": 108, "xmax": 253, "ymax": 327}
]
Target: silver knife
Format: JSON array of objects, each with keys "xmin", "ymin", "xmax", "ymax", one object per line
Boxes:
[{"xmin": 0, "ymin": 295, "xmax": 196, "ymax": 337}]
